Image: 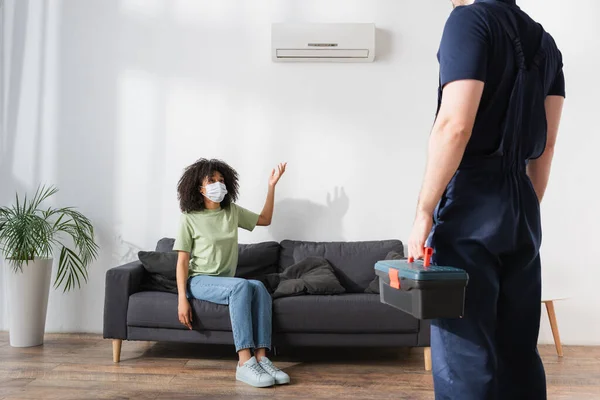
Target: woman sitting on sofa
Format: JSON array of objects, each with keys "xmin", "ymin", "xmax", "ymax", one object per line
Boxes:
[{"xmin": 173, "ymin": 158, "xmax": 289, "ymax": 388}]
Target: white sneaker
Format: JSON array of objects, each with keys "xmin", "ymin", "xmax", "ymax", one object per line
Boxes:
[
  {"xmin": 236, "ymin": 356, "xmax": 275, "ymax": 388},
  {"xmin": 259, "ymin": 357, "xmax": 290, "ymax": 385}
]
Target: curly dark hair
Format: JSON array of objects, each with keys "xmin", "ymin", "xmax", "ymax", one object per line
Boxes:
[{"xmin": 177, "ymin": 158, "xmax": 239, "ymax": 212}]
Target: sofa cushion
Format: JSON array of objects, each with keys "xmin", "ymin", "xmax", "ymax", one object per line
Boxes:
[
  {"xmin": 273, "ymin": 294, "xmax": 418, "ymax": 334},
  {"xmin": 138, "ymin": 251, "xmax": 177, "ymax": 278},
  {"xmin": 236, "ymin": 242, "xmax": 280, "ymax": 279},
  {"xmin": 137, "ymin": 250, "xmax": 178, "ymax": 294},
  {"xmin": 127, "ymin": 291, "xmax": 231, "ymax": 331},
  {"xmin": 264, "ymin": 257, "xmax": 346, "ymax": 298},
  {"xmin": 155, "ymin": 237, "xmax": 176, "ymax": 253},
  {"xmin": 154, "ymin": 238, "xmax": 280, "ymax": 279},
  {"xmin": 279, "ymin": 240, "xmax": 404, "ymax": 293}
]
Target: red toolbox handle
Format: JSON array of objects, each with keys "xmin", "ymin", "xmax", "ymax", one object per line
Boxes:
[
  {"xmin": 408, "ymin": 247, "xmax": 433, "ymax": 268},
  {"xmin": 388, "ymin": 268, "xmax": 400, "ymax": 289}
]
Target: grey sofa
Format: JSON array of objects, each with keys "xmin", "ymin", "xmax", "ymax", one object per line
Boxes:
[{"xmin": 103, "ymin": 238, "xmax": 432, "ymax": 369}]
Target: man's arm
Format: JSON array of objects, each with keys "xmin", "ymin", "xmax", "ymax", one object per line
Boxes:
[
  {"xmin": 526, "ymin": 96, "xmax": 564, "ymax": 203},
  {"xmin": 408, "ymin": 80, "xmax": 484, "ymax": 259},
  {"xmin": 417, "ymin": 80, "xmax": 485, "ymax": 215},
  {"xmin": 407, "ymin": 6, "xmax": 488, "ymax": 260}
]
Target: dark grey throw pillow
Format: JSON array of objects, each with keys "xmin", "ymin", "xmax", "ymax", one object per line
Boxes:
[
  {"xmin": 236, "ymin": 242, "xmax": 280, "ymax": 279},
  {"xmin": 138, "ymin": 251, "xmax": 178, "ymax": 293},
  {"xmin": 271, "ymin": 257, "xmax": 346, "ymax": 298},
  {"xmin": 138, "ymin": 251, "xmax": 178, "ymax": 294},
  {"xmin": 365, "ymin": 251, "xmax": 404, "ymax": 294},
  {"xmin": 155, "ymin": 238, "xmax": 175, "ymax": 253},
  {"xmin": 138, "ymin": 251, "xmax": 178, "ymax": 280}
]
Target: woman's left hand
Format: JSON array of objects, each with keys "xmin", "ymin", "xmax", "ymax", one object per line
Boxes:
[{"xmin": 269, "ymin": 162, "xmax": 287, "ymax": 188}]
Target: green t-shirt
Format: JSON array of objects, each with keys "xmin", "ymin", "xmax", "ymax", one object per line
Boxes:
[{"xmin": 173, "ymin": 203, "xmax": 260, "ymax": 277}]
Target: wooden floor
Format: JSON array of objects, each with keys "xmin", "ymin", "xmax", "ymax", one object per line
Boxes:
[{"xmin": 0, "ymin": 333, "xmax": 599, "ymax": 400}]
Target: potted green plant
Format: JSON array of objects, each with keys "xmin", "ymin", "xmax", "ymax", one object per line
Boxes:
[{"xmin": 0, "ymin": 186, "xmax": 99, "ymax": 347}]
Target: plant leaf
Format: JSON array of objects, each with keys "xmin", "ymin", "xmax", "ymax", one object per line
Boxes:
[{"xmin": 2, "ymin": 186, "xmax": 98, "ymax": 292}]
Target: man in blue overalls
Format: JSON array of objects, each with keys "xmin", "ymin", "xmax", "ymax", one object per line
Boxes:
[{"xmin": 407, "ymin": 1, "xmax": 565, "ymax": 399}]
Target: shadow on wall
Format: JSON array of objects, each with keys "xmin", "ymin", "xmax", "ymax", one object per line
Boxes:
[
  {"xmin": 268, "ymin": 187, "xmax": 350, "ymax": 242},
  {"xmin": 112, "ymin": 232, "xmax": 144, "ymax": 265}
]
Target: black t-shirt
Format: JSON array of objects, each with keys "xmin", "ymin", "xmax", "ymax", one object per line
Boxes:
[{"xmin": 437, "ymin": 0, "xmax": 565, "ymax": 157}]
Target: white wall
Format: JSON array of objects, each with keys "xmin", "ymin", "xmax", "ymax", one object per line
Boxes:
[{"xmin": 1, "ymin": 0, "xmax": 598, "ymax": 345}]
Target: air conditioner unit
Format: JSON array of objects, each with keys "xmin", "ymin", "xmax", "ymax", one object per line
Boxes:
[{"xmin": 271, "ymin": 23, "xmax": 376, "ymax": 63}]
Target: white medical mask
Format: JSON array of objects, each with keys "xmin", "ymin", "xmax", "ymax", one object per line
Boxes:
[{"xmin": 202, "ymin": 182, "xmax": 228, "ymax": 203}]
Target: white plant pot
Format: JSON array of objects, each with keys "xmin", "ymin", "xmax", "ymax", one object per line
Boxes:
[{"xmin": 6, "ymin": 259, "xmax": 53, "ymax": 347}]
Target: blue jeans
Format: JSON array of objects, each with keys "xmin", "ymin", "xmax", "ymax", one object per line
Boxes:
[{"xmin": 188, "ymin": 275, "xmax": 272, "ymax": 352}]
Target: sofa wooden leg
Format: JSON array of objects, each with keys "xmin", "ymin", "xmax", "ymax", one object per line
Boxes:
[
  {"xmin": 424, "ymin": 347, "xmax": 432, "ymax": 371},
  {"xmin": 113, "ymin": 339, "xmax": 122, "ymax": 363}
]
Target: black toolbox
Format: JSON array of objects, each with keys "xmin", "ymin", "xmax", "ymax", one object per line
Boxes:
[{"xmin": 374, "ymin": 248, "xmax": 469, "ymax": 319}]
